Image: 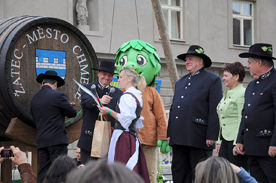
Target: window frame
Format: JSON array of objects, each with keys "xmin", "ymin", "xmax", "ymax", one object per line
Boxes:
[
  {"xmin": 232, "ymin": 1, "xmax": 254, "ymax": 47},
  {"xmin": 161, "ymin": 0, "xmax": 184, "ymax": 41}
]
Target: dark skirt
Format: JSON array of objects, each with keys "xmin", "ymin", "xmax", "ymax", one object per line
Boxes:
[{"xmin": 114, "ymin": 131, "xmax": 150, "ymax": 183}]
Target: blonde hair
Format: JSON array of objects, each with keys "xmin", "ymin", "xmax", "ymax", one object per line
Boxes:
[
  {"xmin": 195, "ymin": 157, "xmax": 239, "ymax": 183},
  {"xmin": 120, "ymin": 67, "xmax": 146, "ymax": 92}
]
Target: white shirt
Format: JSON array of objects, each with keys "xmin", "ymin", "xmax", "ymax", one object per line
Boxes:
[{"xmin": 117, "ymin": 87, "xmax": 144, "ymax": 130}]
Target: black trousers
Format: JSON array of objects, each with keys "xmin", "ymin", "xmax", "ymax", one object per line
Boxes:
[
  {"xmin": 80, "ymin": 148, "xmax": 98, "ymax": 165},
  {"xmin": 248, "ymin": 155, "xmax": 276, "ymax": 183},
  {"xmin": 171, "ymin": 145, "xmax": 212, "ymax": 183},
  {"xmin": 219, "ymin": 137, "xmax": 248, "ymax": 170},
  {"xmin": 37, "ymin": 144, "xmax": 68, "ymax": 183}
]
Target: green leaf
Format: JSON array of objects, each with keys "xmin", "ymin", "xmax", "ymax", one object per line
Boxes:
[
  {"xmin": 130, "ymin": 40, "xmax": 139, "ymax": 49},
  {"xmin": 261, "ymin": 46, "xmax": 268, "ymax": 52},
  {"xmin": 121, "ymin": 43, "xmax": 131, "ymax": 52}
]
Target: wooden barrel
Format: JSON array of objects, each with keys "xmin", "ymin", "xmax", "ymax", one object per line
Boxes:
[{"xmin": 0, "ymin": 15, "xmax": 98, "ymax": 130}]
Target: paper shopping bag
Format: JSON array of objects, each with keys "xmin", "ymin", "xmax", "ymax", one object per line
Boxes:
[{"xmin": 91, "ymin": 114, "xmax": 111, "ymax": 158}]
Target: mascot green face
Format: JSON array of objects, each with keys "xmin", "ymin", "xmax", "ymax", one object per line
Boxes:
[{"xmin": 115, "ymin": 40, "xmax": 161, "ymax": 87}]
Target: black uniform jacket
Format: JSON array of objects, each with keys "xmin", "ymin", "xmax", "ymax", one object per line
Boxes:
[
  {"xmin": 167, "ymin": 68, "xmax": 223, "ymax": 150},
  {"xmin": 237, "ymin": 68, "xmax": 276, "ymax": 156},
  {"xmin": 31, "ymin": 85, "xmax": 77, "ymax": 149},
  {"xmin": 77, "ymin": 81, "xmax": 123, "ymax": 152}
]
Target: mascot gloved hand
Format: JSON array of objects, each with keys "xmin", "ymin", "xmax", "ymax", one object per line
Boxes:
[{"xmin": 157, "ymin": 140, "xmax": 171, "ymax": 153}]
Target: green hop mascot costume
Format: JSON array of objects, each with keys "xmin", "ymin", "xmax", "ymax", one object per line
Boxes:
[{"xmin": 115, "ymin": 40, "xmax": 170, "ymax": 183}]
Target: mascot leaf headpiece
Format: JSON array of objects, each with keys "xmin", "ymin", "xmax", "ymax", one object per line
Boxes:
[{"xmin": 115, "ymin": 40, "xmax": 161, "ymax": 87}]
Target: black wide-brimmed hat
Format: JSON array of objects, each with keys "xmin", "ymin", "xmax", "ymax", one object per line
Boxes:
[
  {"xmin": 177, "ymin": 45, "xmax": 212, "ymax": 68},
  {"xmin": 36, "ymin": 70, "xmax": 65, "ymax": 87},
  {"xmin": 239, "ymin": 43, "xmax": 276, "ymax": 60},
  {"xmin": 92, "ymin": 60, "xmax": 115, "ymax": 74}
]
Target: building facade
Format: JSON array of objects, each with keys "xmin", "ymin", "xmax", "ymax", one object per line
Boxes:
[
  {"xmin": 1, "ymin": 1, "xmax": 276, "ymax": 177},
  {"xmin": 1, "ymin": 0, "xmax": 276, "ymax": 109}
]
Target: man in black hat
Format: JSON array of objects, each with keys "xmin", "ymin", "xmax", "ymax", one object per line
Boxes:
[
  {"xmin": 77, "ymin": 60, "xmax": 123, "ymax": 164},
  {"xmin": 167, "ymin": 45, "xmax": 222, "ymax": 183},
  {"xmin": 235, "ymin": 43, "xmax": 276, "ymax": 183},
  {"xmin": 31, "ymin": 70, "xmax": 77, "ymax": 183}
]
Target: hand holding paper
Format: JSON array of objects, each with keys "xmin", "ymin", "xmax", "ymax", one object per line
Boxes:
[{"xmin": 73, "ymin": 79, "xmax": 108, "ymax": 120}]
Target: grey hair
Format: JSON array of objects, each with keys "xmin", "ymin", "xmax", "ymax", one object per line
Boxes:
[
  {"xmin": 251, "ymin": 57, "xmax": 274, "ymax": 67},
  {"xmin": 42, "ymin": 79, "xmax": 57, "ymax": 85},
  {"xmin": 195, "ymin": 157, "xmax": 239, "ymax": 183}
]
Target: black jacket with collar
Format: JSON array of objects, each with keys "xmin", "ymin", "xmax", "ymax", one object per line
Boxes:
[
  {"xmin": 167, "ymin": 68, "xmax": 223, "ymax": 150},
  {"xmin": 77, "ymin": 81, "xmax": 123, "ymax": 152},
  {"xmin": 31, "ymin": 85, "xmax": 77, "ymax": 149},
  {"xmin": 237, "ymin": 68, "xmax": 276, "ymax": 156}
]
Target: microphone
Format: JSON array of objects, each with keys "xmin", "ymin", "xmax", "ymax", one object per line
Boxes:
[
  {"xmin": 90, "ymin": 84, "xmax": 99, "ymax": 99},
  {"xmin": 108, "ymin": 87, "xmax": 115, "ymax": 96},
  {"xmin": 91, "ymin": 84, "xmax": 108, "ymax": 120}
]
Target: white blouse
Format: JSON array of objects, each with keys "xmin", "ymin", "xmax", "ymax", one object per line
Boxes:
[{"xmin": 116, "ymin": 87, "xmax": 144, "ymax": 130}]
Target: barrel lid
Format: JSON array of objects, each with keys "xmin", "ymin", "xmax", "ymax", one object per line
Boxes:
[{"xmin": 0, "ymin": 15, "xmax": 98, "ymax": 129}]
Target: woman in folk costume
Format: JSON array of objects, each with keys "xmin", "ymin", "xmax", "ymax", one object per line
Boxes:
[{"xmin": 97, "ymin": 66, "xmax": 150, "ymax": 183}]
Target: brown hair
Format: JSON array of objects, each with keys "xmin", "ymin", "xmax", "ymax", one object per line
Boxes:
[
  {"xmin": 43, "ymin": 155, "xmax": 77, "ymax": 183},
  {"xmin": 222, "ymin": 62, "xmax": 245, "ymax": 82}
]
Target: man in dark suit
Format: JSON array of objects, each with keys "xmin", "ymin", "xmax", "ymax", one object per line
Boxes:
[
  {"xmin": 167, "ymin": 45, "xmax": 223, "ymax": 183},
  {"xmin": 235, "ymin": 43, "xmax": 276, "ymax": 183},
  {"xmin": 31, "ymin": 70, "xmax": 77, "ymax": 183},
  {"xmin": 77, "ymin": 60, "xmax": 123, "ymax": 164}
]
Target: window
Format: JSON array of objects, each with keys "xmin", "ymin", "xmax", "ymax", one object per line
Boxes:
[
  {"xmin": 232, "ymin": 1, "xmax": 254, "ymax": 46},
  {"xmin": 161, "ymin": 0, "xmax": 183, "ymax": 40}
]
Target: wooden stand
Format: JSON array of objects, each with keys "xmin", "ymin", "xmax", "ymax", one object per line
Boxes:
[
  {"xmin": 1, "ymin": 117, "xmax": 83, "ymax": 183},
  {"xmin": 5, "ymin": 118, "xmax": 83, "ymax": 147},
  {"xmin": 5, "ymin": 118, "xmax": 37, "ymax": 146}
]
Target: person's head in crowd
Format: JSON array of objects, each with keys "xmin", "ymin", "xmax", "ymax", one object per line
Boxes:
[
  {"xmin": 36, "ymin": 70, "xmax": 65, "ymax": 90},
  {"xmin": 118, "ymin": 67, "xmax": 146, "ymax": 92},
  {"xmin": 92, "ymin": 60, "xmax": 115, "ymax": 87},
  {"xmin": 177, "ymin": 45, "xmax": 212, "ymax": 74},
  {"xmin": 239, "ymin": 43, "xmax": 275, "ymax": 79},
  {"xmin": 222, "ymin": 62, "xmax": 245, "ymax": 89},
  {"xmin": 194, "ymin": 156, "xmax": 239, "ymax": 183},
  {"xmin": 66, "ymin": 159, "xmax": 144, "ymax": 183},
  {"xmin": 43, "ymin": 155, "xmax": 77, "ymax": 183},
  {"xmin": 76, "ymin": 148, "xmax": 81, "ymax": 162}
]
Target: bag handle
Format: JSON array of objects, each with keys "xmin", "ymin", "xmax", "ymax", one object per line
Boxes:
[{"xmin": 98, "ymin": 113, "xmax": 104, "ymax": 121}]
